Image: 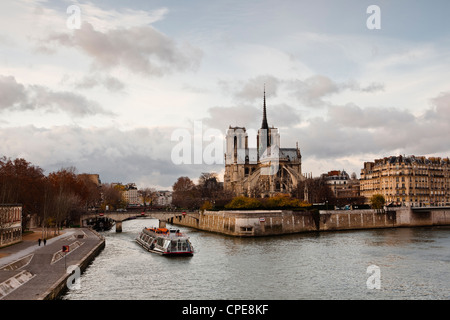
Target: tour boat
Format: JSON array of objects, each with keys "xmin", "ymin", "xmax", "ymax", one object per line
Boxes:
[{"xmin": 135, "ymin": 227, "xmax": 194, "ymax": 256}]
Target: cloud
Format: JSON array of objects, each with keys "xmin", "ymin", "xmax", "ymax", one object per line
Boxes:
[
  {"xmin": 327, "ymin": 103, "xmax": 415, "ymax": 128},
  {"xmin": 0, "ymin": 75, "xmax": 28, "ymax": 109},
  {"xmin": 426, "ymin": 91, "xmax": 450, "ymax": 121},
  {"xmin": 291, "ymin": 117, "xmax": 376, "ymax": 159},
  {"xmin": 0, "ymin": 125, "xmax": 215, "ymax": 189},
  {"xmin": 40, "ymin": 22, "xmax": 203, "ymax": 76},
  {"xmin": 74, "ymin": 74, "xmax": 125, "ymax": 92},
  {"xmin": 202, "ymin": 105, "xmax": 260, "ymax": 131},
  {"xmin": 75, "ymin": 3, "xmax": 169, "ymax": 31},
  {"xmin": 0, "ymin": 75, "xmax": 112, "ymax": 117},
  {"xmin": 286, "ymin": 75, "xmax": 385, "ymax": 107},
  {"xmin": 288, "ymin": 91, "xmax": 450, "ymax": 163},
  {"xmin": 202, "ymin": 102, "xmax": 301, "ymax": 133},
  {"xmin": 220, "ymin": 74, "xmax": 384, "ymax": 108},
  {"xmin": 267, "ymin": 103, "xmax": 302, "ymax": 128},
  {"xmin": 219, "ymin": 74, "xmax": 281, "ymax": 102},
  {"xmin": 287, "ymin": 75, "xmax": 339, "ymax": 107}
]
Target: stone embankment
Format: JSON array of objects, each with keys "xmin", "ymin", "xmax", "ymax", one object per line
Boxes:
[
  {"xmin": 168, "ymin": 207, "xmax": 450, "ymax": 237},
  {"xmin": 0, "ymin": 228, "xmax": 105, "ymax": 300}
]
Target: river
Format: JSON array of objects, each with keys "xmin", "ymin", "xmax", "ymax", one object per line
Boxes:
[{"xmin": 62, "ymin": 218, "xmax": 450, "ymax": 300}]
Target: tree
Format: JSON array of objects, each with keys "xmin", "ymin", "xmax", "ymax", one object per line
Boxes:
[
  {"xmin": 294, "ymin": 177, "xmax": 336, "ymax": 205},
  {"xmin": 172, "ymin": 177, "xmax": 200, "ymax": 209},
  {"xmin": 173, "ymin": 176, "xmax": 195, "ymax": 192},
  {"xmin": 101, "ymin": 183, "xmax": 125, "ymax": 211},
  {"xmin": 77, "ymin": 174, "xmax": 102, "ymax": 210},
  {"xmin": 225, "ymin": 196, "xmax": 262, "ymax": 209},
  {"xmin": 48, "ymin": 167, "xmax": 86, "ymax": 234},
  {"xmin": 262, "ymin": 194, "xmax": 309, "ymax": 209},
  {"xmin": 138, "ymin": 187, "xmax": 157, "ymax": 208},
  {"xmin": 0, "ymin": 157, "xmax": 46, "ymax": 230},
  {"xmin": 200, "ymin": 200, "xmax": 213, "ymax": 212},
  {"xmin": 370, "ymin": 194, "xmax": 385, "ymax": 212}
]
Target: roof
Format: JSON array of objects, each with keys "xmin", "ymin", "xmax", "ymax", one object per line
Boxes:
[{"xmin": 279, "ymin": 148, "xmax": 300, "ymax": 160}]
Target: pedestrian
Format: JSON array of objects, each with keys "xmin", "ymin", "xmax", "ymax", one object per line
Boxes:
[
  {"xmin": 38, "ymin": 238, "xmax": 41, "ymax": 246},
  {"xmin": 43, "ymin": 238, "xmax": 47, "ymax": 246}
]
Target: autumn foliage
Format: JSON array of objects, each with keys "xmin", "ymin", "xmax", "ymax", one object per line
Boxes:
[
  {"xmin": 224, "ymin": 196, "xmax": 262, "ymax": 209},
  {"xmin": 0, "ymin": 157, "xmax": 101, "ymax": 232},
  {"xmin": 224, "ymin": 194, "xmax": 310, "ymax": 210}
]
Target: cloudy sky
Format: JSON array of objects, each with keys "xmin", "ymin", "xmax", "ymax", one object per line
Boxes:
[{"xmin": 1, "ymin": 0, "xmax": 449, "ymax": 190}]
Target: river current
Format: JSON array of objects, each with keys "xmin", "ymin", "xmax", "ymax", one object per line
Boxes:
[{"xmin": 63, "ymin": 218, "xmax": 450, "ymax": 300}]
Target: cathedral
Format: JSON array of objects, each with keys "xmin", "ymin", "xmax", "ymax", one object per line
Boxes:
[{"xmin": 223, "ymin": 89, "xmax": 304, "ymax": 197}]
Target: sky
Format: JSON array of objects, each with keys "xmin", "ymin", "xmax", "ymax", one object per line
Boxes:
[{"xmin": 1, "ymin": 0, "xmax": 450, "ymax": 190}]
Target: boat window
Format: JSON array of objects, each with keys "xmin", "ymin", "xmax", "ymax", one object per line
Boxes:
[{"xmin": 163, "ymin": 240, "xmax": 170, "ymax": 248}]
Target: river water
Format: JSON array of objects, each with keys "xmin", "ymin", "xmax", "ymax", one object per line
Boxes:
[{"xmin": 63, "ymin": 218, "xmax": 450, "ymax": 300}]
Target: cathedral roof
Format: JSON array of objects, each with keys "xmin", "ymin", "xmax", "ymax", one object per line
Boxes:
[
  {"xmin": 280, "ymin": 148, "xmax": 300, "ymax": 160},
  {"xmin": 261, "ymin": 85, "xmax": 269, "ymax": 130}
]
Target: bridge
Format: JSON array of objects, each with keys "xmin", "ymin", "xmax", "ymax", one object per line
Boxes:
[{"xmin": 80, "ymin": 211, "xmax": 185, "ymax": 232}]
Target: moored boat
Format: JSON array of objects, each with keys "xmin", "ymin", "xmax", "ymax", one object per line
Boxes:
[{"xmin": 136, "ymin": 227, "xmax": 194, "ymax": 256}]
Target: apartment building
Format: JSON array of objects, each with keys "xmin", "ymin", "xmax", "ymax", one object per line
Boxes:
[
  {"xmin": 0, "ymin": 204, "xmax": 22, "ymax": 247},
  {"xmin": 123, "ymin": 183, "xmax": 140, "ymax": 206},
  {"xmin": 360, "ymin": 155, "xmax": 450, "ymax": 207}
]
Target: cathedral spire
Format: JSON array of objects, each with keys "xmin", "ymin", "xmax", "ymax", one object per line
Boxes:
[{"xmin": 261, "ymin": 84, "xmax": 269, "ymax": 130}]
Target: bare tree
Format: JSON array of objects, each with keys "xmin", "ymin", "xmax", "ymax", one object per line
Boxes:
[
  {"xmin": 138, "ymin": 187, "xmax": 157, "ymax": 209},
  {"xmin": 101, "ymin": 183, "xmax": 125, "ymax": 210},
  {"xmin": 294, "ymin": 177, "xmax": 336, "ymax": 205}
]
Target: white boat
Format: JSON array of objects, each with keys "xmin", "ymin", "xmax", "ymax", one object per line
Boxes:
[{"xmin": 136, "ymin": 227, "xmax": 194, "ymax": 256}]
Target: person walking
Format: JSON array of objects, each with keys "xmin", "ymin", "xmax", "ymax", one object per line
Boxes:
[
  {"xmin": 38, "ymin": 238, "xmax": 41, "ymax": 246},
  {"xmin": 43, "ymin": 239, "xmax": 46, "ymax": 246}
]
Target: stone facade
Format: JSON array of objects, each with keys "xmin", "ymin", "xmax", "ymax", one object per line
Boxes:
[
  {"xmin": 169, "ymin": 207, "xmax": 450, "ymax": 237},
  {"xmin": 360, "ymin": 155, "xmax": 450, "ymax": 207},
  {"xmin": 223, "ymin": 90, "xmax": 304, "ymax": 197},
  {"xmin": 156, "ymin": 190, "xmax": 172, "ymax": 206},
  {"xmin": 0, "ymin": 204, "xmax": 22, "ymax": 247},
  {"xmin": 322, "ymin": 170, "xmax": 360, "ymax": 198}
]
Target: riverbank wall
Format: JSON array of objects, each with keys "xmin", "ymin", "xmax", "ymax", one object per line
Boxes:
[
  {"xmin": 0, "ymin": 228, "xmax": 105, "ymax": 300},
  {"xmin": 169, "ymin": 207, "xmax": 450, "ymax": 237},
  {"xmin": 41, "ymin": 234, "xmax": 105, "ymax": 300}
]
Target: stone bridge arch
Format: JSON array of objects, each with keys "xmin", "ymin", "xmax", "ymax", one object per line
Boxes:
[{"xmin": 80, "ymin": 211, "xmax": 180, "ymax": 232}]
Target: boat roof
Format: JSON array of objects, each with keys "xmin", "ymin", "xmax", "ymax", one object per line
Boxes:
[{"xmin": 143, "ymin": 227, "xmax": 190, "ymax": 239}]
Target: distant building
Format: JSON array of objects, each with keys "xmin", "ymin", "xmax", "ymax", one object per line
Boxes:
[
  {"xmin": 80, "ymin": 173, "xmax": 101, "ymax": 186},
  {"xmin": 322, "ymin": 170, "xmax": 349, "ymax": 197},
  {"xmin": 321, "ymin": 170, "xmax": 364, "ymax": 206},
  {"xmin": 360, "ymin": 155, "xmax": 450, "ymax": 207},
  {"xmin": 155, "ymin": 191, "xmax": 172, "ymax": 206},
  {"xmin": 0, "ymin": 204, "xmax": 22, "ymax": 247},
  {"xmin": 322, "ymin": 170, "xmax": 360, "ymax": 199},
  {"xmin": 123, "ymin": 183, "xmax": 140, "ymax": 205}
]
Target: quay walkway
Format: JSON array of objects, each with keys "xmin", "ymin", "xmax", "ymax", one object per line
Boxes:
[{"xmin": 0, "ymin": 228, "xmax": 105, "ymax": 300}]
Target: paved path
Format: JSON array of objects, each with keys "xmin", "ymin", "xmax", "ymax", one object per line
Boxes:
[{"xmin": 0, "ymin": 228, "xmax": 104, "ymax": 300}]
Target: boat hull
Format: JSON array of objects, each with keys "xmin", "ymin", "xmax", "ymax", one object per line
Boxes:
[
  {"xmin": 136, "ymin": 238, "xmax": 193, "ymax": 256},
  {"xmin": 135, "ymin": 228, "xmax": 194, "ymax": 257}
]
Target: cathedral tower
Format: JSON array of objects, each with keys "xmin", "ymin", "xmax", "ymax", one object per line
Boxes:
[{"xmin": 224, "ymin": 87, "xmax": 303, "ymax": 198}]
